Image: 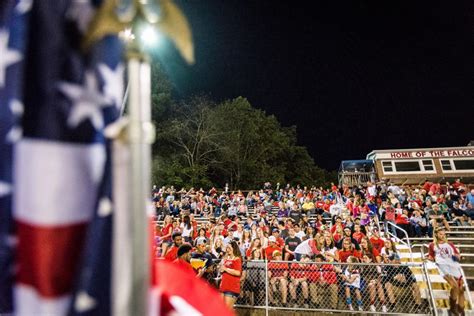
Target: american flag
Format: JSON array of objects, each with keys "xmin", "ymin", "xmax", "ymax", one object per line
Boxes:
[
  {"xmin": 1, "ymin": 1, "xmax": 234, "ymax": 315},
  {"xmin": 0, "ymin": 0, "xmax": 123, "ymax": 314}
]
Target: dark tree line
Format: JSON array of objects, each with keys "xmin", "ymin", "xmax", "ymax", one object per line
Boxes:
[{"xmin": 150, "ymin": 61, "xmax": 336, "ymax": 189}]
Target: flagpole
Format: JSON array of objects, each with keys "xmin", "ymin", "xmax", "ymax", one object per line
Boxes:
[{"xmin": 126, "ymin": 48, "xmax": 153, "ymax": 316}]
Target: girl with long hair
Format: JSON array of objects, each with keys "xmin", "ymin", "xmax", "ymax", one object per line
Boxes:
[
  {"xmin": 220, "ymin": 241, "xmax": 243, "ymax": 309},
  {"xmin": 428, "ymin": 227, "xmax": 465, "ymax": 315},
  {"xmin": 360, "ymin": 236, "xmax": 381, "ymax": 263},
  {"xmin": 180, "ymin": 215, "xmax": 193, "ymax": 243},
  {"xmin": 160, "ymin": 215, "xmax": 174, "ymax": 257}
]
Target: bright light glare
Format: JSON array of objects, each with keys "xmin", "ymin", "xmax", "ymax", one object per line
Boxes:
[
  {"xmin": 140, "ymin": 26, "xmax": 162, "ymax": 47},
  {"xmin": 119, "ymin": 28, "xmax": 135, "ymax": 42}
]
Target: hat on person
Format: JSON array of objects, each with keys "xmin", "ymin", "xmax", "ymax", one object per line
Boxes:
[
  {"xmin": 272, "ymin": 228, "xmax": 280, "ymax": 233},
  {"xmin": 196, "ymin": 237, "xmax": 207, "ymax": 246},
  {"xmin": 268, "ymin": 236, "xmax": 277, "ymax": 243}
]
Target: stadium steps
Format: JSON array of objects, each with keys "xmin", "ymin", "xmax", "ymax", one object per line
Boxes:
[{"xmin": 397, "ymin": 227, "xmax": 474, "ymax": 315}]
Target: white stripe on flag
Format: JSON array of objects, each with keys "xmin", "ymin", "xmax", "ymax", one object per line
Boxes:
[
  {"xmin": 14, "ymin": 138, "xmax": 105, "ymax": 225},
  {"xmin": 14, "ymin": 284, "xmax": 71, "ymax": 316}
]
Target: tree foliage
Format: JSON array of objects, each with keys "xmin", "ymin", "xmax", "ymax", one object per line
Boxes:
[{"xmin": 150, "ymin": 64, "xmax": 336, "ymax": 189}]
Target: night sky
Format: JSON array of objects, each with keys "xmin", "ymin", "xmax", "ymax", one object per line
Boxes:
[{"xmin": 157, "ymin": 0, "xmax": 474, "ymax": 171}]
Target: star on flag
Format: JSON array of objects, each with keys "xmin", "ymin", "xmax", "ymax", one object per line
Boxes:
[
  {"xmin": 59, "ymin": 70, "xmax": 111, "ymax": 130},
  {"xmin": 0, "ymin": 29, "xmax": 23, "ymax": 88},
  {"xmin": 6, "ymin": 99, "xmax": 24, "ymax": 143},
  {"xmin": 98, "ymin": 63, "xmax": 125, "ymax": 110}
]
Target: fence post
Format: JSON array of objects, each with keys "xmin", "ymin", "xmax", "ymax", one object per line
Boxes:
[{"xmin": 265, "ymin": 260, "xmax": 269, "ymax": 316}]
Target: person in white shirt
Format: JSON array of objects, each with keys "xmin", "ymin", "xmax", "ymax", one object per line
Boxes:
[
  {"xmin": 428, "ymin": 227, "xmax": 465, "ymax": 315},
  {"xmin": 294, "ymin": 238, "xmax": 318, "ymax": 261},
  {"xmin": 294, "ymin": 224, "xmax": 306, "ymax": 240}
]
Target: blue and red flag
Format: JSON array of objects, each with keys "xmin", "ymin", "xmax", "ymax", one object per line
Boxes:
[{"xmin": 1, "ymin": 1, "xmax": 232, "ymax": 315}]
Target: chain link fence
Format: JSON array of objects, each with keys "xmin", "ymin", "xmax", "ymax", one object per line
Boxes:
[{"xmin": 233, "ymin": 259, "xmax": 436, "ymax": 315}]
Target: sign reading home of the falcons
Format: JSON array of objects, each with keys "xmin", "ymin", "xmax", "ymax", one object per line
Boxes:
[{"xmin": 372, "ymin": 148, "xmax": 474, "ymax": 160}]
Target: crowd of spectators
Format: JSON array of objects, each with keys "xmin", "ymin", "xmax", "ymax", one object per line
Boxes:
[{"xmin": 152, "ymin": 180, "xmax": 473, "ymax": 311}]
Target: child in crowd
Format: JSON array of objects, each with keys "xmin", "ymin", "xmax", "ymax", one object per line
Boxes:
[{"xmin": 340, "ymin": 256, "xmax": 363, "ymax": 311}]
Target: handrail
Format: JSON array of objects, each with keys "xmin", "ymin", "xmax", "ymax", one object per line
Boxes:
[
  {"xmin": 385, "ymin": 221, "xmax": 413, "ymax": 261},
  {"xmin": 460, "ymin": 266, "xmax": 474, "ymax": 310},
  {"xmin": 420, "ymin": 247, "xmax": 439, "ymax": 316},
  {"xmin": 421, "ymin": 244, "xmax": 474, "ymax": 311}
]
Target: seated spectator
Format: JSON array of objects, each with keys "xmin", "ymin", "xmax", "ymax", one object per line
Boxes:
[
  {"xmin": 160, "ymin": 215, "xmax": 174, "ymax": 256},
  {"xmin": 336, "ymin": 227, "xmax": 360, "ymax": 251},
  {"xmin": 268, "ymin": 251, "xmax": 288, "ymax": 306},
  {"xmin": 368, "ymin": 228, "xmax": 385, "ymax": 253},
  {"xmin": 339, "ymin": 256, "xmax": 363, "ymax": 311},
  {"xmin": 271, "ymin": 229, "xmax": 285, "ymax": 248},
  {"xmin": 319, "ymin": 234, "xmax": 339, "ymax": 262},
  {"xmin": 289, "ymin": 256, "xmax": 310, "ymax": 308},
  {"xmin": 450, "ymin": 202, "xmax": 468, "ymax": 226},
  {"xmin": 307, "ymin": 254, "xmax": 338, "ymax": 309},
  {"xmin": 410, "ymin": 209, "xmax": 428, "ymax": 237},
  {"xmin": 332, "ymin": 225, "xmax": 344, "ymax": 244},
  {"xmin": 265, "ymin": 236, "xmax": 282, "ymax": 261},
  {"xmin": 395, "ymin": 208, "xmax": 413, "ymax": 238},
  {"xmin": 380, "ymin": 239, "xmax": 421, "ymax": 309},
  {"xmin": 246, "ymin": 237, "xmax": 265, "ymax": 259},
  {"xmin": 428, "ymin": 204, "xmax": 450, "ymax": 234},
  {"xmin": 284, "ymin": 228, "xmax": 301, "ymax": 261},
  {"xmin": 359, "ymin": 236, "xmax": 381, "ymax": 263},
  {"xmin": 242, "ymin": 248, "xmax": 265, "ymax": 306},
  {"xmin": 352, "ymin": 224, "xmax": 366, "ymax": 244},
  {"xmin": 337, "ymin": 237, "xmax": 361, "ymax": 263},
  {"xmin": 212, "ymin": 237, "xmax": 226, "ymax": 259},
  {"xmin": 164, "ymin": 232, "xmax": 183, "ymax": 261},
  {"xmin": 240, "ymin": 229, "xmax": 252, "ymax": 258},
  {"xmin": 361, "ymin": 253, "xmax": 387, "ymax": 312},
  {"xmin": 294, "ymin": 237, "xmax": 319, "ymax": 261},
  {"xmin": 294, "ymin": 223, "xmax": 306, "ymax": 240}
]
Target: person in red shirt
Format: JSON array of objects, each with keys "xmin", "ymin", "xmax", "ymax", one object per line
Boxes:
[
  {"xmin": 246, "ymin": 238, "xmax": 265, "ymax": 259},
  {"xmin": 330, "ymin": 216, "xmax": 345, "ymax": 234},
  {"xmin": 307, "ymin": 254, "xmax": 338, "ymax": 309},
  {"xmin": 160, "ymin": 215, "xmax": 174, "ymax": 257},
  {"xmin": 395, "ymin": 208, "xmax": 414, "ymax": 238},
  {"xmin": 337, "ymin": 237, "xmax": 361, "ymax": 263},
  {"xmin": 289, "ymin": 257, "xmax": 310, "ymax": 307},
  {"xmin": 172, "ymin": 244, "xmax": 205, "ymax": 278},
  {"xmin": 359, "ymin": 236, "xmax": 381, "ymax": 263},
  {"xmin": 268, "ymin": 251, "xmax": 288, "ymax": 305},
  {"xmin": 219, "ymin": 240, "xmax": 243, "ymax": 309},
  {"xmin": 369, "ymin": 228, "xmax": 385, "ymax": 253},
  {"xmin": 352, "ymin": 224, "xmax": 366, "ymax": 244},
  {"xmin": 265, "ymin": 236, "xmax": 282, "ymax": 261},
  {"xmin": 271, "ymin": 229, "xmax": 285, "ymax": 248},
  {"xmin": 164, "ymin": 232, "xmax": 183, "ymax": 261}
]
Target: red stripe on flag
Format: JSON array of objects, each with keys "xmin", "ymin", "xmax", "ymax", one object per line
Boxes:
[{"xmin": 16, "ymin": 220, "xmax": 87, "ymax": 298}]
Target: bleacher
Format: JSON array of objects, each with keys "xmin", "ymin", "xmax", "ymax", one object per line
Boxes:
[{"xmin": 155, "ymin": 191, "xmax": 474, "ymax": 315}]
